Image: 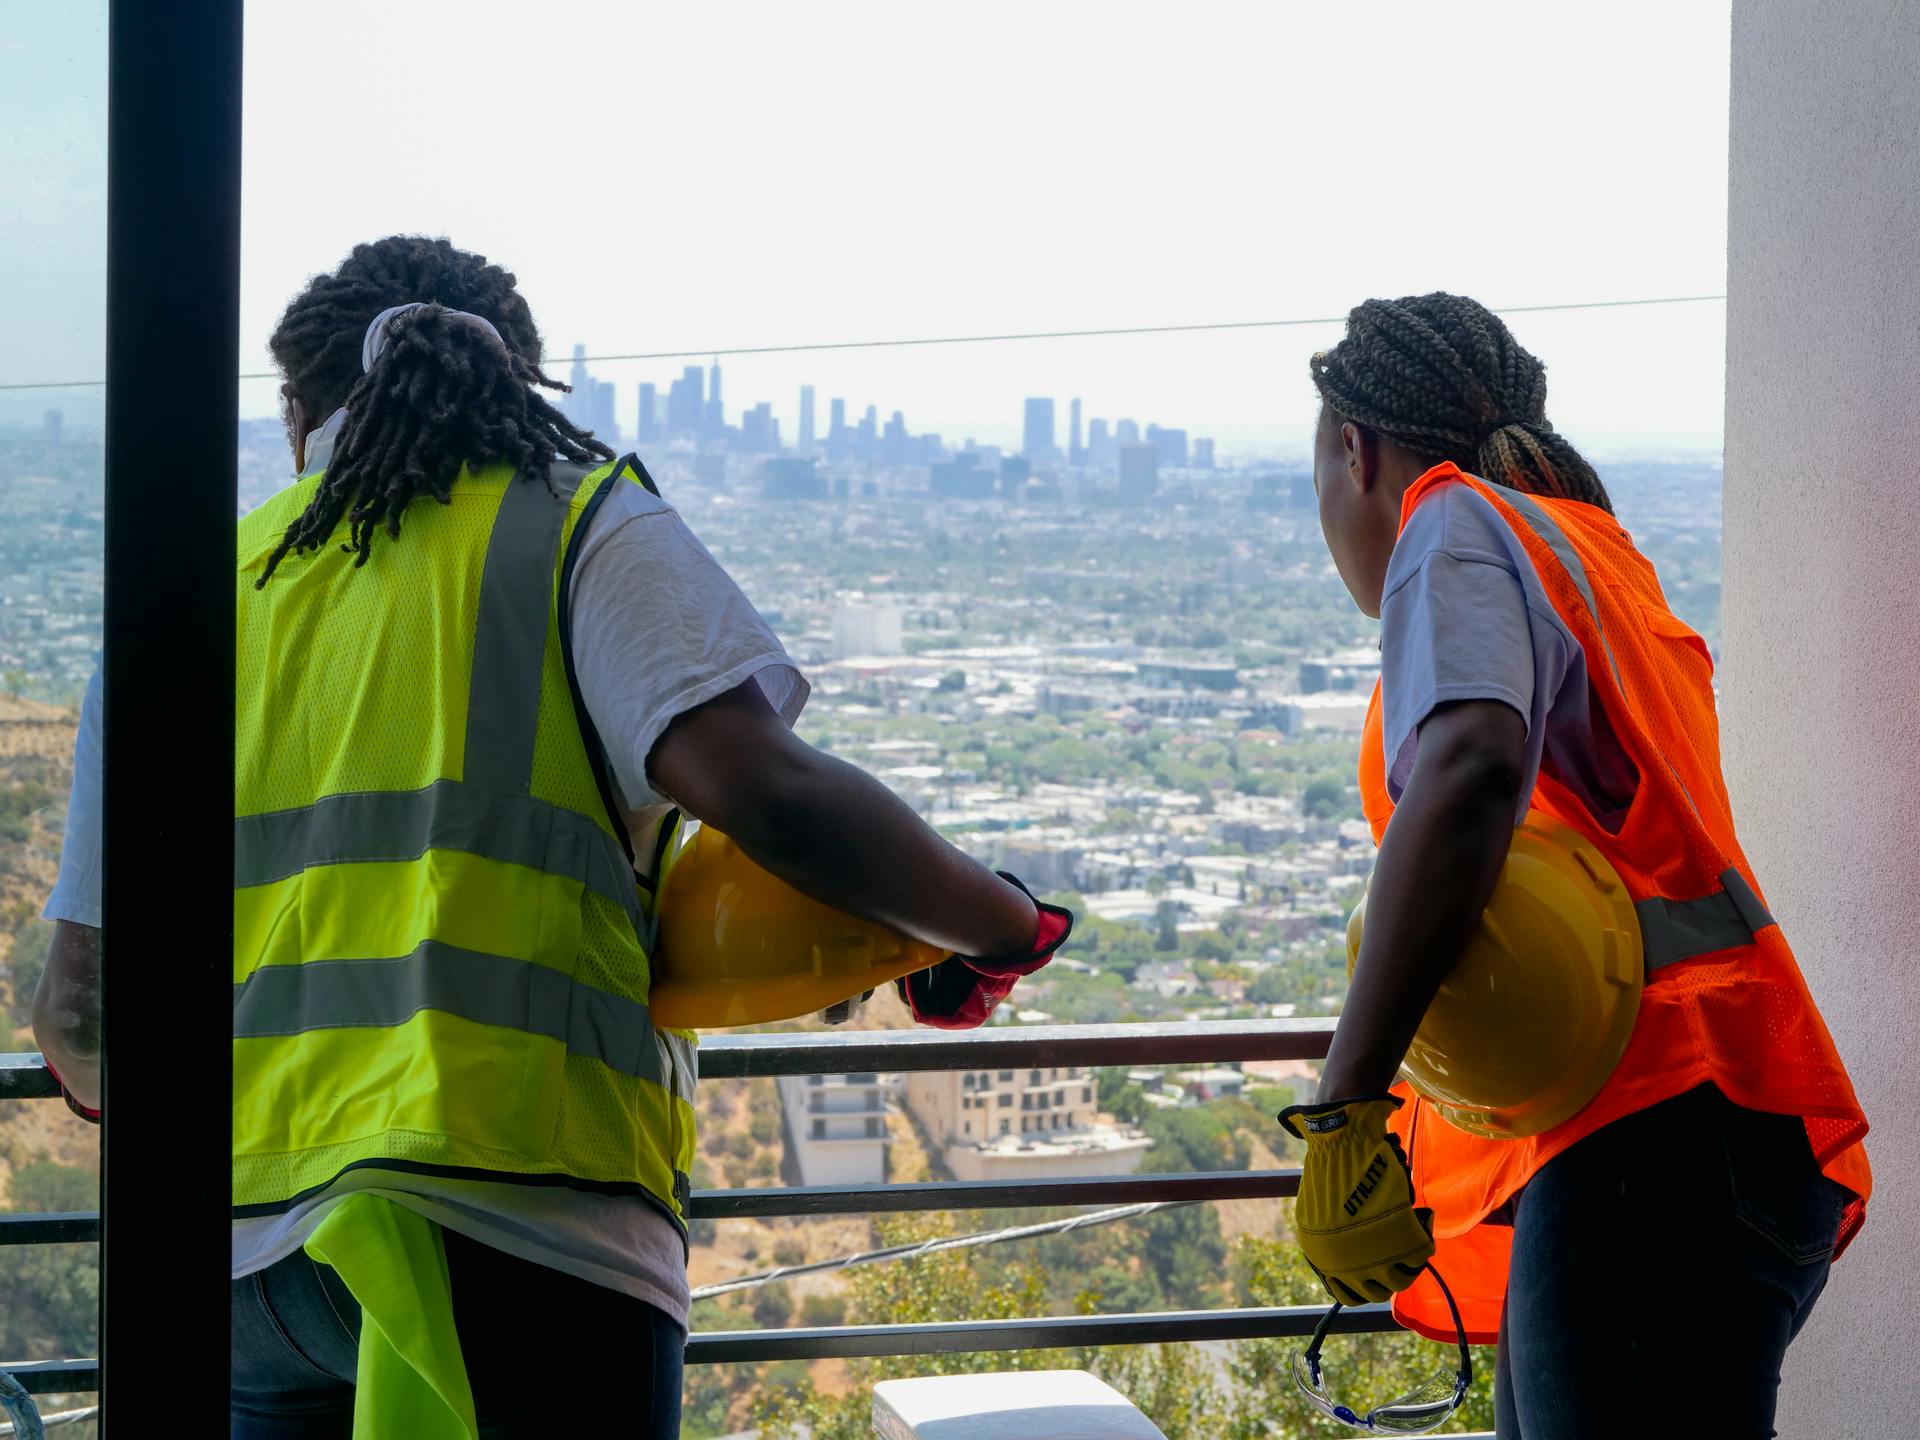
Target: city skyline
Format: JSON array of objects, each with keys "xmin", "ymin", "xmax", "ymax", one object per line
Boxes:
[
  {"xmin": 7, "ymin": 3, "xmax": 1736, "ymax": 456},
  {"xmin": 563, "ymin": 353, "xmax": 1226, "ymax": 479}
]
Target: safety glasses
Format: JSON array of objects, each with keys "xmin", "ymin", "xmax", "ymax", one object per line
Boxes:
[{"xmin": 1291, "ymin": 1264, "xmax": 1473, "ymax": 1435}]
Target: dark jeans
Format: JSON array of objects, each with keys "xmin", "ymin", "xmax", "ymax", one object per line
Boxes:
[
  {"xmin": 1494, "ymin": 1084, "xmax": 1848, "ymax": 1439},
  {"xmin": 232, "ymin": 1225, "xmax": 684, "ymax": 1438}
]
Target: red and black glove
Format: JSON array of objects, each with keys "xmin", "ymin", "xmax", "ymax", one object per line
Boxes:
[
  {"xmin": 895, "ymin": 874, "xmax": 1073, "ymax": 1030},
  {"xmin": 41, "ymin": 1057, "xmax": 100, "ymax": 1126}
]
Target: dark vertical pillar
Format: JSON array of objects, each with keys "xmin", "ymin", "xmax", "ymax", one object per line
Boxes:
[{"xmin": 102, "ymin": 0, "xmax": 242, "ymax": 1423}]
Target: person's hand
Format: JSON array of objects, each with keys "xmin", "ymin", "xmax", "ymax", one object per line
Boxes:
[
  {"xmin": 1276, "ymin": 1094, "xmax": 1431, "ymax": 1305},
  {"xmin": 895, "ymin": 875, "xmax": 1072, "ymax": 1030},
  {"xmin": 41, "ymin": 1056, "xmax": 100, "ymax": 1126}
]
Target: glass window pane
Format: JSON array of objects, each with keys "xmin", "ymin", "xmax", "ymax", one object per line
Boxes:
[
  {"xmin": 0, "ymin": 3, "xmax": 107, "ymax": 1430},
  {"xmin": 236, "ymin": 8, "xmax": 1729, "ymax": 1431}
]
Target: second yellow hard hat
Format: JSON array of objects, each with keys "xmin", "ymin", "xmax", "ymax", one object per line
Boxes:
[{"xmin": 1345, "ymin": 808, "xmax": 1643, "ymax": 1139}]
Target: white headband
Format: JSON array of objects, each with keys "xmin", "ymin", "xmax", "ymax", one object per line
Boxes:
[{"xmin": 361, "ymin": 302, "xmax": 506, "ymax": 373}]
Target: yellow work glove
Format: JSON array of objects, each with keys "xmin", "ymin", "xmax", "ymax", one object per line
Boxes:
[{"xmin": 1276, "ymin": 1094, "xmax": 1434, "ymax": 1306}]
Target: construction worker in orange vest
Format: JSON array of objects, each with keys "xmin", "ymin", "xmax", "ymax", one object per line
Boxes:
[{"xmin": 1275, "ymin": 292, "xmax": 1869, "ymax": 1437}]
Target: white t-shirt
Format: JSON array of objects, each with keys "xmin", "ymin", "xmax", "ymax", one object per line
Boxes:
[
  {"xmin": 43, "ymin": 660, "xmax": 102, "ymax": 927},
  {"xmin": 218, "ymin": 412, "xmax": 808, "ymax": 1330}
]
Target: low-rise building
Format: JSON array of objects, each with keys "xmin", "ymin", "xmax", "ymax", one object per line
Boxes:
[
  {"xmin": 904, "ymin": 1064, "xmax": 1151, "ymax": 1180},
  {"xmin": 777, "ymin": 1070, "xmax": 895, "ymax": 1187}
]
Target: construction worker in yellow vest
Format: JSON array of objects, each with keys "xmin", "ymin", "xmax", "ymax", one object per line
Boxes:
[{"xmin": 231, "ymin": 236, "xmax": 1071, "ymax": 1439}]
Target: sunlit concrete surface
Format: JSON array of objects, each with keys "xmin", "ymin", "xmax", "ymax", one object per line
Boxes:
[{"xmin": 1724, "ymin": 1, "xmax": 1920, "ymax": 1429}]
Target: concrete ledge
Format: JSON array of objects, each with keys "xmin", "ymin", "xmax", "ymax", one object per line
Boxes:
[{"xmin": 872, "ymin": 1370, "xmax": 1168, "ymax": 1440}]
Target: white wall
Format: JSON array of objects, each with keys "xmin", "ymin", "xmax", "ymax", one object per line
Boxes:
[{"xmin": 1723, "ymin": 1, "xmax": 1920, "ymax": 1425}]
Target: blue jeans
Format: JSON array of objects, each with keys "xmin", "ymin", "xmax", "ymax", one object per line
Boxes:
[
  {"xmin": 1494, "ymin": 1084, "xmax": 1849, "ymax": 1438},
  {"xmin": 231, "ymin": 1224, "xmax": 684, "ymax": 1438}
]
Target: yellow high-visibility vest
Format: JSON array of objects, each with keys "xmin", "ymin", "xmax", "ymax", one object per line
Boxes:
[{"xmin": 233, "ymin": 453, "xmax": 697, "ymax": 1231}]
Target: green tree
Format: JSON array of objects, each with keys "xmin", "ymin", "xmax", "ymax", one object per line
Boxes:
[
  {"xmin": 1045, "ymin": 971, "xmax": 1135, "ymax": 1024},
  {"xmin": 1095, "ymin": 1066, "xmax": 1130, "ymax": 1106},
  {"xmin": 1301, "ymin": 774, "xmax": 1349, "ymax": 820},
  {"xmin": 1191, "ymin": 931, "xmax": 1232, "ymax": 962},
  {"xmin": 1108, "ymin": 1086, "xmax": 1150, "ymax": 1125},
  {"xmin": 1141, "ymin": 1101, "xmax": 1254, "ymax": 1174},
  {"xmin": 1250, "ymin": 967, "xmax": 1300, "ymax": 1006},
  {"xmin": 680, "ymin": 1364, "xmax": 740, "ymax": 1438},
  {"xmin": 751, "ymin": 1281, "xmax": 794, "ymax": 1329},
  {"xmin": 799, "ymin": 1292, "xmax": 848, "ymax": 1327},
  {"xmin": 1154, "ymin": 902, "xmax": 1181, "ymax": 953},
  {"xmin": 0, "ymin": 1163, "xmax": 99, "ymax": 1360},
  {"xmin": 748, "ymin": 1104, "xmax": 781, "ymax": 1146}
]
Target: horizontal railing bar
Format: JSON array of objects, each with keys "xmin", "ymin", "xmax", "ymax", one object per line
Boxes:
[
  {"xmin": 1, "ymin": 1359, "xmax": 98, "ymax": 1395},
  {"xmin": 0, "ymin": 1212, "xmax": 99, "ymax": 1245},
  {"xmin": 0, "ymin": 1054, "xmax": 60, "ymax": 1100},
  {"xmin": 0, "ymin": 1027, "xmax": 1339, "ymax": 1090},
  {"xmin": 686, "ymin": 1303, "xmax": 1398, "ymax": 1363},
  {"xmin": 689, "ymin": 1167, "xmax": 1298, "ymax": 1219},
  {"xmin": 699, "ymin": 1019, "xmax": 1336, "ymax": 1078}
]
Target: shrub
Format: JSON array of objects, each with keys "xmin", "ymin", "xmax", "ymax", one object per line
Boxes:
[
  {"xmin": 799, "ymin": 1293, "xmax": 847, "ymax": 1327},
  {"xmin": 750, "ymin": 1283, "xmax": 793, "ymax": 1329}
]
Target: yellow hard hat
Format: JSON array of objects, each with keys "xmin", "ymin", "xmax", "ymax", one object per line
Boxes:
[
  {"xmin": 1345, "ymin": 808, "xmax": 1643, "ymax": 1139},
  {"xmin": 650, "ymin": 824, "xmax": 950, "ymax": 1029}
]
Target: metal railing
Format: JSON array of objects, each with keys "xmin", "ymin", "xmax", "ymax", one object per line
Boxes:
[
  {"xmin": 0, "ymin": 1018, "xmax": 1483, "ymax": 1425},
  {"xmin": 684, "ymin": 1018, "xmax": 1360, "ymax": 1365}
]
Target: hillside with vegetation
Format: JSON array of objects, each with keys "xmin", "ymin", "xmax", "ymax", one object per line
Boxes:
[{"xmin": 0, "ymin": 699, "xmax": 99, "ymax": 1438}]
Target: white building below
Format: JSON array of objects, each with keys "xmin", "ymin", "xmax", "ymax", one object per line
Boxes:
[
  {"xmin": 832, "ymin": 596, "xmax": 904, "ymax": 659},
  {"xmin": 777, "ymin": 1070, "xmax": 895, "ymax": 1187}
]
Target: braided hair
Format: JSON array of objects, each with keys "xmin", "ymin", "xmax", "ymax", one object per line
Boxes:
[
  {"xmin": 258, "ymin": 235, "xmax": 613, "ymax": 586},
  {"xmin": 1310, "ymin": 292, "xmax": 1613, "ymax": 514}
]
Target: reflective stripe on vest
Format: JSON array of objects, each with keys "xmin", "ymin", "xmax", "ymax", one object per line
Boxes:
[
  {"xmin": 1497, "ymin": 487, "xmax": 1713, "ymax": 829},
  {"xmin": 1637, "ymin": 867, "xmax": 1776, "ymax": 970},
  {"xmin": 232, "ymin": 941, "xmax": 672, "ymax": 1084},
  {"xmin": 232, "ymin": 779, "xmax": 643, "ymax": 934},
  {"xmin": 1362, "ymin": 679, "xmax": 1778, "ymax": 974},
  {"xmin": 1477, "ymin": 486, "xmax": 1774, "ymax": 970}
]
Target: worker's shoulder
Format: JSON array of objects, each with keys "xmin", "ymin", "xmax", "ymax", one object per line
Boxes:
[
  {"xmin": 1410, "ymin": 481, "xmax": 1528, "ymax": 566},
  {"xmin": 587, "ymin": 459, "xmax": 676, "ymax": 526},
  {"xmin": 236, "ymin": 473, "xmax": 322, "ymax": 566}
]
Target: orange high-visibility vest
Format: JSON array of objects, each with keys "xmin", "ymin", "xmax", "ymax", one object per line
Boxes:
[{"xmin": 1357, "ymin": 463, "xmax": 1870, "ymax": 1344}]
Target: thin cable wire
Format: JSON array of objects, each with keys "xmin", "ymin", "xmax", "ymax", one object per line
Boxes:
[
  {"xmin": 689, "ymin": 1199, "xmax": 1186, "ymax": 1302},
  {"xmin": 0, "ymin": 293, "xmax": 1727, "ymax": 393}
]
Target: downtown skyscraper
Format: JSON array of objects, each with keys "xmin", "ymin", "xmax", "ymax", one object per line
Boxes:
[{"xmin": 1023, "ymin": 397, "xmax": 1056, "ymax": 462}]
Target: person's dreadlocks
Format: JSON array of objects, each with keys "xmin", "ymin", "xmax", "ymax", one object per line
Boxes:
[
  {"xmin": 1310, "ymin": 292, "xmax": 1614, "ymax": 514},
  {"xmin": 258, "ymin": 235, "xmax": 613, "ymax": 586}
]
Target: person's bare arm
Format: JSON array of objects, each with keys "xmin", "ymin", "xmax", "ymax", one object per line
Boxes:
[
  {"xmin": 32, "ymin": 921, "xmax": 102, "ymax": 1111},
  {"xmin": 1317, "ymin": 700, "xmax": 1526, "ymax": 1100},
  {"xmin": 648, "ymin": 680, "xmax": 1038, "ymax": 958}
]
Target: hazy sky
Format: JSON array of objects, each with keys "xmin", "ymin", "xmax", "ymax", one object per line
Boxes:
[{"xmin": 8, "ymin": 1, "xmax": 1732, "ymax": 456}]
